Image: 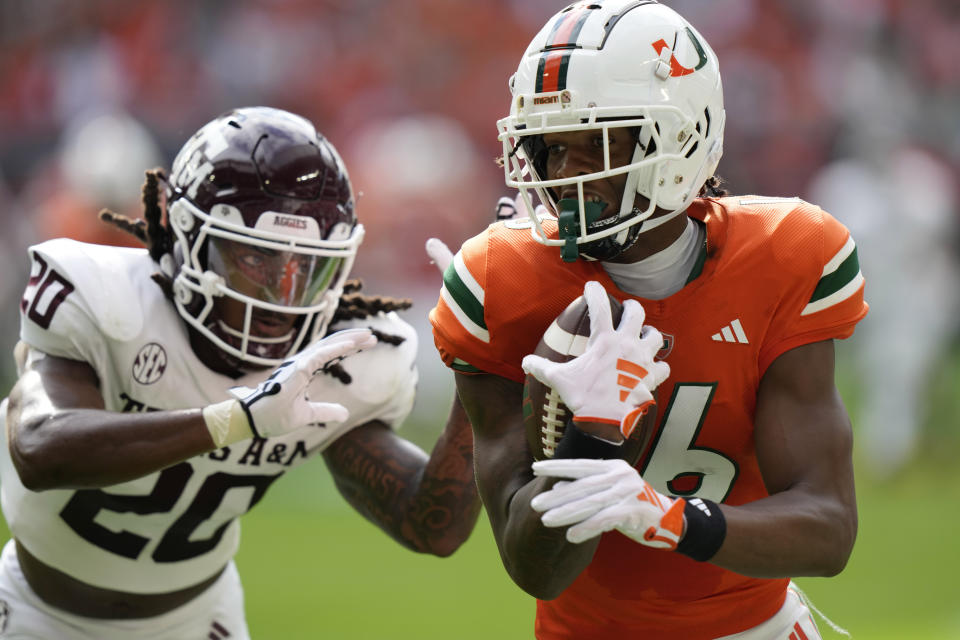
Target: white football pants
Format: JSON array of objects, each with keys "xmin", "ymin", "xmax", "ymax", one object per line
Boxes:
[
  {"xmin": 0, "ymin": 539, "xmax": 250, "ymax": 639},
  {"xmin": 716, "ymin": 585, "xmax": 825, "ymax": 640}
]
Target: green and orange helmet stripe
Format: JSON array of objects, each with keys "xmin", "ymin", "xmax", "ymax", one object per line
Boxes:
[
  {"xmin": 534, "ymin": 4, "xmax": 594, "ymax": 93},
  {"xmin": 534, "ymin": 1, "xmax": 663, "ymax": 93}
]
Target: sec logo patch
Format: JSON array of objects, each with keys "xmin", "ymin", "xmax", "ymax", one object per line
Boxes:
[{"xmin": 133, "ymin": 343, "xmax": 168, "ymax": 385}]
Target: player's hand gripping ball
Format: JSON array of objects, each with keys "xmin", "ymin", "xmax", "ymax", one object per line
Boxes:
[{"xmin": 522, "ymin": 284, "xmax": 664, "ymax": 465}]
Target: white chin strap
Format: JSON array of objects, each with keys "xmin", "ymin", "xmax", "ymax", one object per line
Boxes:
[{"xmin": 634, "ymin": 206, "xmax": 687, "ymax": 235}]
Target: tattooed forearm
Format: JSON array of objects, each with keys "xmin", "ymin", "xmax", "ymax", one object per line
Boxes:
[
  {"xmin": 400, "ymin": 401, "xmax": 480, "ymax": 555},
  {"xmin": 323, "ymin": 402, "xmax": 480, "ymax": 556},
  {"xmin": 326, "ymin": 431, "xmax": 408, "ymax": 525}
]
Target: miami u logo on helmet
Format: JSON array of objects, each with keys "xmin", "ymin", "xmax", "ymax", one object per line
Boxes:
[{"xmin": 651, "ymin": 27, "xmax": 709, "ymax": 78}]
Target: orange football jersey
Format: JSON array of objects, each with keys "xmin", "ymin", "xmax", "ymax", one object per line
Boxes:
[{"xmin": 430, "ymin": 196, "xmax": 867, "ymax": 638}]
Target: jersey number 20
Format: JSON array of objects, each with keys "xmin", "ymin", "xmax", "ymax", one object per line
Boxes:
[{"xmin": 60, "ymin": 464, "xmax": 281, "ymax": 562}]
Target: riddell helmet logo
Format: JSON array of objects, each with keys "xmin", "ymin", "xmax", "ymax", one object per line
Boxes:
[
  {"xmin": 273, "ymin": 214, "xmax": 308, "ymax": 230},
  {"xmin": 534, "ymin": 96, "xmax": 560, "ymax": 105},
  {"xmin": 651, "ymin": 27, "xmax": 709, "ymax": 77}
]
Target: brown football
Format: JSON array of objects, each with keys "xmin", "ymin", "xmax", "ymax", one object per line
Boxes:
[{"xmin": 522, "ymin": 291, "xmax": 658, "ymax": 465}]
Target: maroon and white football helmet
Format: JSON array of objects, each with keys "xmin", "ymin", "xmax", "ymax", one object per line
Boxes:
[{"xmin": 166, "ymin": 107, "xmax": 363, "ymax": 367}]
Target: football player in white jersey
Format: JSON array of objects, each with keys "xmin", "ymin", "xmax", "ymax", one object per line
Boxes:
[{"xmin": 0, "ymin": 107, "xmax": 480, "ymax": 639}]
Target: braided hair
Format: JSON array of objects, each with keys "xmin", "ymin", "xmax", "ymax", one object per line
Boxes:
[
  {"xmin": 99, "ymin": 167, "xmax": 177, "ymax": 297},
  {"xmin": 100, "ymin": 169, "xmax": 413, "ymax": 382},
  {"xmin": 699, "ymin": 174, "xmax": 729, "ymax": 198}
]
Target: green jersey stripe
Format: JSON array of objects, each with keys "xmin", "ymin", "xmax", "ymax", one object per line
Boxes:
[
  {"xmin": 439, "ymin": 249, "xmax": 489, "ymax": 342},
  {"xmin": 440, "ymin": 286, "xmax": 489, "ymax": 342},
  {"xmin": 452, "ymin": 358, "xmax": 482, "ymax": 374},
  {"xmin": 809, "ymin": 238, "xmax": 859, "ymax": 303},
  {"xmin": 820, "ymin": 236, "xmax": 856, "ymax": 279},
  {"xmin": 440, "ymin": 253, "xmax": 485, "ymax": 324},
  {"xmin": 801, "ymin": 271, "xmax": 864, "ymax": 316},
  {"xmin": 809, "ymin": 249, "xmax": 859, "ymax": 304},
  {"xmin": 453, "ymin": 251, "xmax": 485, "ymax": 305},
  {"xmin": 802, "ymin": 236, "xmax": 862, "ymax": 315}
]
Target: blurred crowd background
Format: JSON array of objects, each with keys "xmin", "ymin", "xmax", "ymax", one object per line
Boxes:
[{"xmin": 0, "ymin": 0, "xmax": 958, "ymax": 478}]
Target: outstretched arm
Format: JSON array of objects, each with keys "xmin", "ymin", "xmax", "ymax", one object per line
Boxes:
[
  {"xmin": 323, "ymin": 395, "xmax": 481, "ymax": 557},
  {"xmin": 7, "ymin": 354, "xmax": 216, "ymax": 490},
  {"xmin": 7, "ymin": 331, "xmax": 372, "ymax": 490},
  {"xmin": 455, "ymin": 372, "xmax": 598, "ymax": 599}
]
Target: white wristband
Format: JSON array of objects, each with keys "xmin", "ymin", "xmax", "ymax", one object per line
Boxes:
[{"xmin": 202, "ymin": 399, "xmax": 254, "ymax": 448}]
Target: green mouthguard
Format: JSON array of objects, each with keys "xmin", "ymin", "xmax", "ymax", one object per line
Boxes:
[{"xmin": 556, "ymin": 198, "xmax": 607, "ymax": 262}]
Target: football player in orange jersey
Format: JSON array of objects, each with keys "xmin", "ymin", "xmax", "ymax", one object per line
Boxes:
[{"xmin": 429, "ymin": 1, "xmax": 866, "ymax": 638}]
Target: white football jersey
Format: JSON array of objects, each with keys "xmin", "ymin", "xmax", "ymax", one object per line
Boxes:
[{"xmin": 0, "ymin": 238, "xmax": 417, "ymax": 594}]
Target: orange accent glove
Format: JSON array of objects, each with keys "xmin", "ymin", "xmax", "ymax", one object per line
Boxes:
[
  {"xmin": 530, "ymin": 458, "xmax": 685, "ymax": 549},
  {"xmin": 521, "ymin": 281, "xmax": 670, "ymax": 439}
]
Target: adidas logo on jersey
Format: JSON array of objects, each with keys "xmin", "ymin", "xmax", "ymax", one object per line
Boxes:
[{"xmin": 711, "ymin": 319, "xmax": 748, "ymax": 344}]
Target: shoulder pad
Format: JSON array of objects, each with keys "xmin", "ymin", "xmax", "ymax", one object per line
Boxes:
[
  {"xmin": 327, "ymin": 311, "xmax": 418, "ymax": 428},
  {"xmin": 332, "ymin": 310, "xmax": 418, "ymax": 374},
  {"xmin": 29, "ymin": 239, "xmax": 148, "ymax": 342}
]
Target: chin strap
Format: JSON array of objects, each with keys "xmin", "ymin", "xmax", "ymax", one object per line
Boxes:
[
  {"xmin": 634, "ymin": 205, "xmax": 687, "ymax": 234},
  {"xmin": 555, "ymin": 195, "xmax": 694, "ymax": 262}
]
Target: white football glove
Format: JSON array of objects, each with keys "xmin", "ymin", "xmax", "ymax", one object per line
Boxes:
[
  {"xmin": 426, "ymin": 192, "xmax": 549, "ymax": 274},
  {"xmin": 202, "ymin": 328, "xmax": 377, "ymax": 446},
  {"xmin": 530, "ymin": 458, "xmax": 685, "ymax": 549},
  {"xmin": 495, "ymin": 193, "xmax": 550, "ymax": 221},
  {"xmin": 425, "ymin": 237, "xmax": 454, "ymax": 274},
  {"xmin": 521, "ymin": 281, "xmax": 670, "ymax": 440}
]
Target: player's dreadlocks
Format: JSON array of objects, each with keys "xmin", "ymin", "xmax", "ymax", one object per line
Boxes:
[
  {"xmin": 98, "ymin": 167, "xmax": 176, "ymax": 297},
  {"xmin": 325, "ymin": 281, "xmax": 412, "ymax": 384},
  {"xmin": 100, "ymin": 169, "xmax": 413, "ymax": 383},
  {"xmin": 699, "ymin": 174, "xmax": 729, "ymax": 198}
]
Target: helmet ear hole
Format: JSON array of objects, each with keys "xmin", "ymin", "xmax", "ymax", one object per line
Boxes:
[
  {"xmin": 173, "ymin": 279, "xmax": 193, "ymax": 305},
  {"xmin": 170, "ymin": 201, "xmax": 195, "ymax": 232},
  {"xmin": 684, "ymin": 138, "xmax": 700, "ymax": 160}
]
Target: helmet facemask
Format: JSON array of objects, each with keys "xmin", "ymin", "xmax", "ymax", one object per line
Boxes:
[
  {"xmin": 501, "ymin": 102, "xmax": 717, "ymax": 262},
  {"xmin": 169, "ymin": 198, "xmax": 363, "ymax": 368}
]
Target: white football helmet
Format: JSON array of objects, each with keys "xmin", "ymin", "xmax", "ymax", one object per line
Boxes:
[{"xmin": 497, "ymin": 0, "xmax": 725, "ymax": 261}]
